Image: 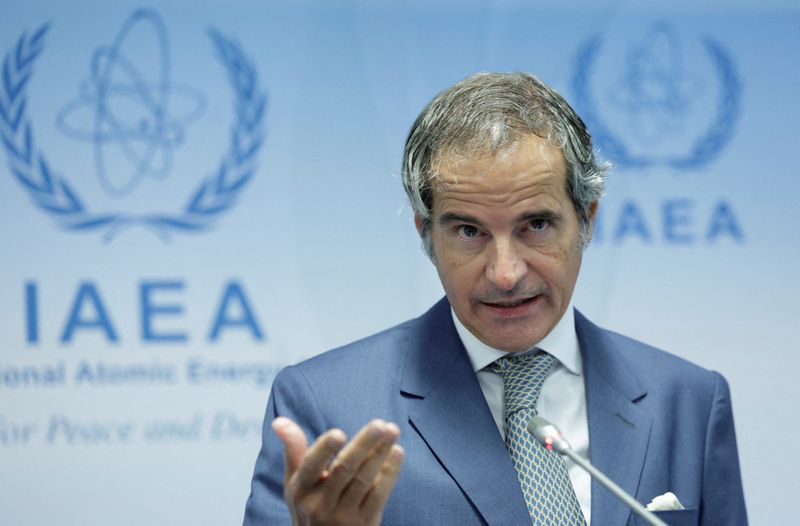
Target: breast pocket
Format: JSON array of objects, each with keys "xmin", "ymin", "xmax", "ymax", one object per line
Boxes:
[{"xmin": 631, "ymin": 507, "xmax": 699, "ymax": 526}]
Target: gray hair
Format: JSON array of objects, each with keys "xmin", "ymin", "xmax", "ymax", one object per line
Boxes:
[{"xmin": 401, "ymin": 72, "xmax": 609, "ymax": 256}]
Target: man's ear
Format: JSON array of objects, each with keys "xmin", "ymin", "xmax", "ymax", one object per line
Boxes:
[
  {"xmin": 413, "ymin": 212, "xmax": 425, "ymax": 236},
  {"xmin": 587, "ymin": 201, "xmax": 599, "ymax": 240},
  {"xmin": 589, "ymin": 201, "xmax": 599, "ymax": 225}
]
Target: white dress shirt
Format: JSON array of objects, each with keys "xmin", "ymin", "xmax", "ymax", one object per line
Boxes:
[{"xmin": 452, "ymin": 305, "xmax": 592, "ymax": 524}]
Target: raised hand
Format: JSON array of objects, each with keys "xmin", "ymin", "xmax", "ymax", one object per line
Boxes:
[{"xmin": 272, "ymin": 416, "xmax": 404, "ymax": 526}]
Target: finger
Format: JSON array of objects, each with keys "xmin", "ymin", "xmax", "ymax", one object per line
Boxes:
[
  {"xmin": 338, "ymin": 422, "xmax": 400, "ymax": 507},
  {"xmin": 360, "ymin": 445, "xmax": 404, "ymax": 519},
  {"xmin": 292, "ymin": 428, "xmax": 347, "ymax": 491},
  {"xmin": 272, "ymin": 417, "xmax": 308, "ymax": 479},
  {"xmin": 321, "ymin": 420, "xmax": 395, "ymax": 504}
]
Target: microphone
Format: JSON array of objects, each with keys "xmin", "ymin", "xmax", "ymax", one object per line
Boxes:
[{"xmin": 527, "ymin": 416, "xmax": 668, "ymax": 526}]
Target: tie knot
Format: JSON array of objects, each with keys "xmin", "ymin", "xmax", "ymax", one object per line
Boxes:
[{"xmin": 489, "ymin": 351, "xmax": 555, "ymax": 415}]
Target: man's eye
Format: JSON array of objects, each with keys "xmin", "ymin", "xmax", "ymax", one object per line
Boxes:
[
  {"xmin": 528, "ymin": 219, "xmax": 549, "ymax": 232},
  {"xmin": 457, "ymin": 225, "xmax": 480, "ymax": 239}
]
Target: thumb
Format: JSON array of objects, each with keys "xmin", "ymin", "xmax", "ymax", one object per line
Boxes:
[{"xmin": 272, "ymin": 417, "xmax": 308, "ymax": 478}]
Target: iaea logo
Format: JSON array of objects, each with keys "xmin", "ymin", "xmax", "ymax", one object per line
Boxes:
[
  {"xmin": 0, "ymin": 9, "xmax": 266, "ymax": 241},
  {"xmin": 572, "ymin": 22, "xmax": 740, "ymax": 170}
]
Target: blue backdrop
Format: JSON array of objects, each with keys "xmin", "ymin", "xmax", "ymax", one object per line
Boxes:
[{"xmin": 1, "ymin": 1, "xmax": 798, "ymax": 524}]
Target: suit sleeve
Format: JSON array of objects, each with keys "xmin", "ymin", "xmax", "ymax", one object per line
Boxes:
[
  {"xmin": 243, "ymin": 366, "xmax": 327, "ymax": 526},
  {"xmin": 701, "ymin": 372, "xmax": 748, "ymax": 525}
]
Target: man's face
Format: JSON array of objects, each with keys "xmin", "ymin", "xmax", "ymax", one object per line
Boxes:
[{"xmin": 417, "ymin": 134, "xmax": 595, "ymax": 352}]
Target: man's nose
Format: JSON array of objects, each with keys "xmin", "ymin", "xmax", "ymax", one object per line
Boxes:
[{"xmin": 486, "ymin": 238, "xmax": 527, "ymax": 291}]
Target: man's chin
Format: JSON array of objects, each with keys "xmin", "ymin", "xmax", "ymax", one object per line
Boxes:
[
  {"xmin": 473, "ymin": 323, "xmax": 550, "ymax": 353},
  {"xmin": 458, "ymin": 300, "xmax": 557, "ymax": 350}
]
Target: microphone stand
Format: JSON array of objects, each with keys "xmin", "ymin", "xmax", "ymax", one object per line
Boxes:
[{"xmin": 528, "ymin": 416, "xmax": 668, "ymax": 526}]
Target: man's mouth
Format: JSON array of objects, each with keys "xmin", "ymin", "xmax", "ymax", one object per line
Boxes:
[{"xmin": 482, "ymin": 296, "xmax": 537, "ymax": 309}]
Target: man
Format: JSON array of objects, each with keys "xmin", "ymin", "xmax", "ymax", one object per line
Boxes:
[{"xmin": 243, "ymin": 72, "xmax": 747, "ymax": 525}]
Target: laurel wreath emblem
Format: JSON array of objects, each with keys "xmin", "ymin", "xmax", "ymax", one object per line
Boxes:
[
  {"xmin": 0, "ymin": 22, "xmax": 266, "ymax": 241},
  {"xmin": 572, "ymin": 34, "xmax": 740, "ymax": 170}
]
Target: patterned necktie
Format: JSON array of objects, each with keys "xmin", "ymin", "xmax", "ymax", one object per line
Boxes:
[{"xmin": 490, "ymin": 352, "xmax": 586, "ymax": 526}]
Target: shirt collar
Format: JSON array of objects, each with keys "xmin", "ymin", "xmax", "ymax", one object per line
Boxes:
[{"xmin": 451, "ymin": 302, "xmax": 582, "ymax": 376}]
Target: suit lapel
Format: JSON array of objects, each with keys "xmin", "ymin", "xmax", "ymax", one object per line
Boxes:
[
  {"xmin": 576, "ymin": 311, "xmax": 653, "ymax": 526},
  {"xmin": 401, "ymin": 299, "xmax": 531, "ymax": 526}
]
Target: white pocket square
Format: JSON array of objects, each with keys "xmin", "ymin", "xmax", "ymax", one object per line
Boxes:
[{"xmin": 646, "ymin": 492, "xmax": 685, "ymax": 511}]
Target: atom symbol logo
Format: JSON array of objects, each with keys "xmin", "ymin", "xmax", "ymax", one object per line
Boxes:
[
  {"xmin": 607, "ymin": 23, "xmax": 700, "ymax": 147},
  {"xmin": 572, "ymin": 22, "xmax": 741, "ymax": 170},
  {"xmin": 56, "ymin": 10, "xmax": 206, "ymax": 197},
  {"xmin": 0, "ymin": 8, "xmax": 267, "ymax": 241}
]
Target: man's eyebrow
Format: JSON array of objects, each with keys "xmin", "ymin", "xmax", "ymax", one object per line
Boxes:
[
  {"xmin": 438, "ymin": 212, "xmax": 483, "ymax": 226},
  {"xmin": 519, "ymin": 210, "xmax": 562, "ymax": 222},
  {"xmin": 438, "ymin": 210, "xmax": 563, "ymax": 225}
]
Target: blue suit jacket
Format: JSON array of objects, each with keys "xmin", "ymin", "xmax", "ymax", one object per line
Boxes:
[{"xmin": 243, "ymin": 299, "xmax": 747, "ymax": 525}]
